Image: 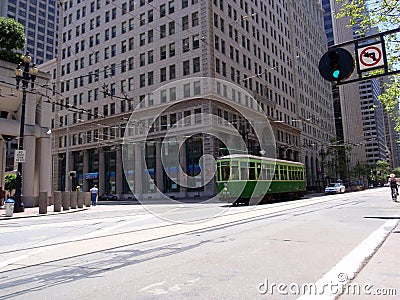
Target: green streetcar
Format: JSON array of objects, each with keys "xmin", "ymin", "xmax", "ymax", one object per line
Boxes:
[{"xmin": 216, "ymin": 154, "xmax": 306, "ymax": 205}]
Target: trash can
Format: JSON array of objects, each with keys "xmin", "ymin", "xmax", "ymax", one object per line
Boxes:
[{"xmin": 5, "ymin": 199, "xmax": 15, "ymax": 217}]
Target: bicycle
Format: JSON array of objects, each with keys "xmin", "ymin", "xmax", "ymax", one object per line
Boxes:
[{"xmin": 391, "ymin": 186, "xmax": 398, "ymax": 202}]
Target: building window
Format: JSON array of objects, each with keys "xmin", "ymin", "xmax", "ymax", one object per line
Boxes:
[
  {"xmin": 183, "ymin": 60, "xmax": 190, "ymax": 76},
  {"xmin": 169, "ymin": 21, "xmax": 175, "ymax": 35},
  {"xmin": 169, "ymin": 65, "xmax": 176, "ymax": 79},
  {"xmin": 148, "ymin": 10, "xmax": 153, "ymax": 23},
  {"xmin": 148, "ymin": 71, "xmax": 154, "ymax": 86},
  {"xmin": 183, "ymin": 38, "xmax": 189, "ymax": 52},
  {"xmin": 169, "ymin": 1, "xmax": 175, "ymax": 14},
  {"xmin": 193, "ymin": 57, "xmax": 200, "ymax": 73},
  {"xmin": 170, "ymin": 87, "xmax": 176, "ymax": 101},
  {"xmin": 140, "ymin": 74, "xmax": 145, "ymax": 87},
  {"xmin": 148, "ymin": 30, "xmax": 153, "ymax": 43},
  {"xmin": 161, "ymin": 89, "xmax": 167, "ymax": 103},
  {"xmin": 160, "ymin": 24, "xmax": 166, "ymax": 38},
  {"xmin": 169, "ymin": 43, "xmax": 175, "ymax": 57},
  {"xmin": 194, "ymin": 81, "xmax": 201, "ymax": 95},
  {"xmin": 160, "ymin": 45, "xmax": 167, "ymax": 60},
  {"xmin": 160, "ymin": 4, "xmax": 166, "ymax": 17},
  {"xmin": 160, "ymin": 67, "xmax": 167, "ymax": 82},
  {"xmin": 140, "ymin": 33, "xmax": 145, "ymax": 46},
  {"xmin": 182, "ymin": 16, "xmax": 189, "ymax": 30},
  {"xmin": 192, "ymin": 12, "xmax": 199, "ymax": 26},
  {"xmin": 193, "ymin": 34, "xmax": 200, "ymax": 49},
  {"xmin": 140, "ymin": 53, "xmax": 145, "ymax": 66},
  {"xmin": 148, "ymin": 50, "xmax": 154, "ymax": 64}
]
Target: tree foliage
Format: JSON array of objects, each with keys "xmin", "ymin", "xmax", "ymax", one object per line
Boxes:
[
  {"xmin": 4, "ymin": 174, "xmax": 17, "ymax": 194},
  {"xmin": 335, "ymin": 0, "xmax": 400, "ymax": 128},
  {"xmin": 0, "ymin": 17, "xmax": 25, "ymax": 63}
]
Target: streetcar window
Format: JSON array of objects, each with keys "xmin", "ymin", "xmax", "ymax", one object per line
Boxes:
[
  {"xmin": 249, "ymin": 162, "xmax": 256, "ymax": 180},
  {"xmin": 259, "ymin": 164, "xmax": 266, "ymax": 180},
  {"xmin": 231, "ymin": 166, "xmax": 239, "ymax": 180},
  {"xmin": 280, "ymin": 167, "xmax": 287, "ymax": 180},
  {"xmin": 221, "ymin": 165, "xmax": 230, "ymax": 181},
  {"xmin": 289, "ymin": 167, "xmax": 294, "ymax": 180},
  {"xmin": 256, "ymin": 163, "xmax": 261, "ymax": 179},
  {"xmin": 240, "ymin": 161, "xmax": 248, "ymax": 180},
  {"xmin": 274, "ymin": 168, "xmax": 279, "ymax": 180},
  {"xmin": 266, "ymin": 165, "xmax": 273, "ymax": 180}
]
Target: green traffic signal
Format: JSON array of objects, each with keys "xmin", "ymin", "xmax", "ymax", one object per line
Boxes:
[
  {"xmin": 332, "ymin": 70, "xmax": 340, "ymax": 79},
  {"xmin": 318, "ymin": 48, "xmax": 355, "ymax": 82}
]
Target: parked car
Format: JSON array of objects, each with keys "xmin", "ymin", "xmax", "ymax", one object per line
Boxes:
[
  {"xmin": 325, "ymin": 183, "xmax": 345, "ymax": 194},
  {"xmin": 98, "ymin": 193, "xmax": 118, "ymax": 201}
]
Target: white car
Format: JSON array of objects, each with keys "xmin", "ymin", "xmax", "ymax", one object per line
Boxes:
[{"xmin": 325, "ymin": 183, "xmax": 345, "ymax": 194}]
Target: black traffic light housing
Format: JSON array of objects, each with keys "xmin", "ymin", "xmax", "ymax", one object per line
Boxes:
[{"xmin": 318, "ymin": 48, "xmax": 355, "ymax": 82}]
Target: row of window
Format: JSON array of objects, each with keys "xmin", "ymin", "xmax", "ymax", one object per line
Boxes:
[
  {"xmin": 56, "ymin": 106, "xmax": 204, "ymax": 148},
  {"xmin": 60, "ymin": 56, "xmax": 200, "ymax": 94},
  {"xmin": 218, "ymin": 160, "xmax": 304, "ymax": 181},
  {"xmin": 64, "ymin": 0, "xmax": 200, "ymax": 20}
]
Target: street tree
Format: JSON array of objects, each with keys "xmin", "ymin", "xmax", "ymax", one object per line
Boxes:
[
  {"xmin": 4, "ymin": 174, "xmax": 17, "ymax": 195},
  {"xmin": 0, "ymin": 17, "xmax": 25, "ymax": 63}
]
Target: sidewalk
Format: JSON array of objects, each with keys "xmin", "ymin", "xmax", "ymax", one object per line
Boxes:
[
  {"xmin": 0, "ymin": 204, "xmax": 89, "ymax": 220},
  {"xmin": 339, "ymin": 221, "xmax": 400, "ymax": 299}
]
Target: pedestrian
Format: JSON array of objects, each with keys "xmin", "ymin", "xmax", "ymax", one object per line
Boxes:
[
  {"xmin": 388, "ymin": 174, "xmax": 398, "ymax": 200},
  {"xmin": 90, "ymin": 185, "xmax": 98, "ymax": 206}
]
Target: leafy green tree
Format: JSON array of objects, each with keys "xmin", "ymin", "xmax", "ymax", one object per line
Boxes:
[
  {"xmin": 376, "ymin": 160, "xmax": 391, "ymax": 181},
  {"xmin": 0, "ymin": 17, "xmax": 25, "ymax": 63},
  {"xmin": 335, "ymin": 1, "xmax": 400, "ymax": 128},
  {"xmin": 4, "ymin": 174, "xmax": 17, "ymax": 195}
]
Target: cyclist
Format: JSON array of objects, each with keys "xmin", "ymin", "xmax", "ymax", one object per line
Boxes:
[{"xmin": 388, "ymin": 174, "xmax": 398, "ymax": 201}]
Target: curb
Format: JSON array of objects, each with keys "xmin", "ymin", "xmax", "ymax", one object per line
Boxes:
[{"xmin": 0, "ymin": 207, "xmax": 89, "ymax": 220}]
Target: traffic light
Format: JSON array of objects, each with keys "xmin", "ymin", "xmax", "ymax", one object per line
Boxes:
[{"xmin": 318, "ymin": 48, "xmax": 355, "ymax": 82}]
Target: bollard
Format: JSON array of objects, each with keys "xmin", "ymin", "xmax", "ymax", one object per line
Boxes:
[
  {"xmin": 5, "ymin": 199, "xmax": 15, "ymax": 217},
  {"xmin": 70, "ymin": 191, "xmax": 77, "ymax": 209},
  {"xmin": 39, "ymin": 192, "xmax": 48, "ymax": 214},
  {"xmin": 53, "ymin": 191, "xmax": 62, "ymax": 212},
  {"xmin": 77, "ymin": 192, "xmax": 84, "ymax": 208},
  {"xmin": 62, "ymin": 191, "xmax": 70, "ymax": 211},
  {"xmin": 84, "ymin": 192, "xmax": 91, "ymax": 207}
]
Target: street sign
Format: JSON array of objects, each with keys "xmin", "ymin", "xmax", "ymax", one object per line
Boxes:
[
  {"xmin": 14, "ymin": 150, "xmax": 26, "ymax": 163},
  {"xmin": 357, "ymin": 43, "xmax": 385, "ymax": 71}
]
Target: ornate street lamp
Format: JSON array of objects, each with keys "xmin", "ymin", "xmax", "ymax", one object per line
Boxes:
[{"xmin": 13, "ymin": 52, "xmax": 38, "ymax": 212}]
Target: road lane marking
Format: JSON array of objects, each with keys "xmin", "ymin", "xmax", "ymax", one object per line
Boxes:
[
  {"xmin": 297, "ymin": 219, "xmax": 399, "ymax": 299},
  {"xmin": 0, "ymin": 255, "xmax": 29, "ymax": 269}
]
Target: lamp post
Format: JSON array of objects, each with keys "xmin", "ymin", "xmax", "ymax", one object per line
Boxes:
[{"xmin": 13, "ymin": 52, "xmax": 38, "ymax": 212}]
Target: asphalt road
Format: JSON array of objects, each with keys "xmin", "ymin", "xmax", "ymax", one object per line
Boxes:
[{"xmin": 0, "ymin": 188, "xmax": 398, "ymax": 299}]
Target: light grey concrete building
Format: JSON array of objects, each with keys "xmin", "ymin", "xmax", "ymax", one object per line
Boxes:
[
  {"xmin": 52, "ymin": 0, "xmax": 334, "ymax": 198},
  {"xmin": 0, "ymin": 59, "xmax": 52, "ymax": 207}
]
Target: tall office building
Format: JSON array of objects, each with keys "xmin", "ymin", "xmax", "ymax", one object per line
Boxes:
[
  {"xmin": 323, "ymin": 0, "xmax": 399, "ymax": 180},
  {"xmin": 52, "ymin": 0, "xmax": 334, "ymax": 198},
  {"xmin": 359, "ymin": 79, "xmax": 387, "ymax": 164},
  {"xmin": 322, "ymin": 0, "xmax": 366, "ymax": 182},
  {"xmin": 0, "ymin": 0, "xmax": 59, "ymax": 64}
]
